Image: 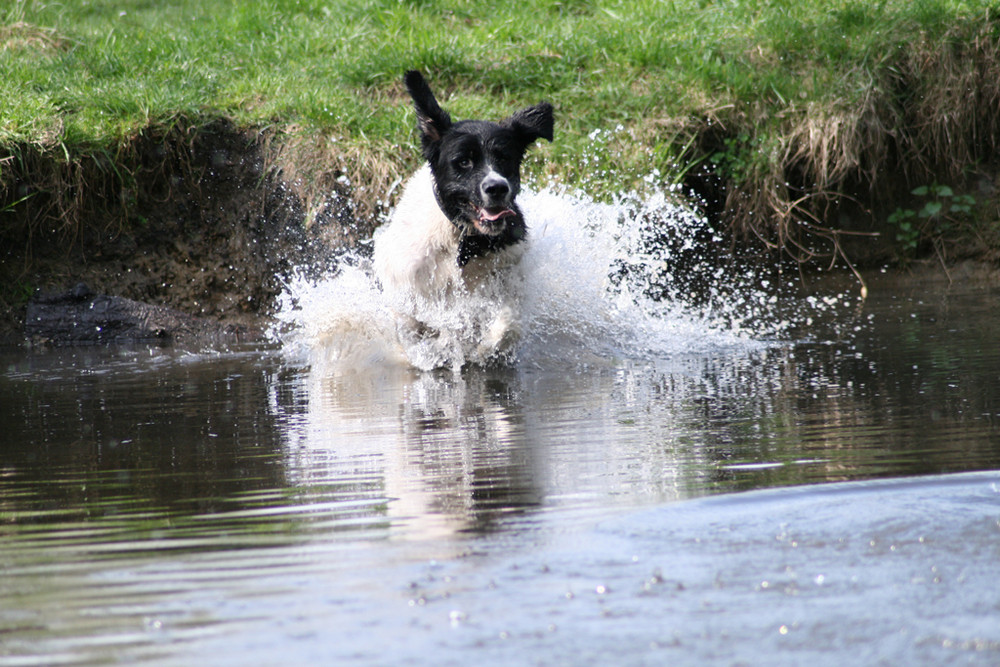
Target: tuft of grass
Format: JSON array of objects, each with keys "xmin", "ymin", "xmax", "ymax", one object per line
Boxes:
[{"xmin": 3, "ymin": 0, "xmax": 1000, "ymax": 265}]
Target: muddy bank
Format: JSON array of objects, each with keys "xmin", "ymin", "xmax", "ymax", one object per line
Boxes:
[
  {"xmin": 3, "ymin": 117, "xmax": 1000, "ymax": 346},
  {"xmin": 1, "ymin": 120, "xmax": 369, "ymax": 343}
]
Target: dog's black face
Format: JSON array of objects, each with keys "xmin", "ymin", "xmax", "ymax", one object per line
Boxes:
[{"xmin": 404, "ymin": 71, "xmax": 554, "ymax": 265}]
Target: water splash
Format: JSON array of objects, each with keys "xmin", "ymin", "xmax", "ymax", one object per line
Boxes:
[
  {"xmin": 515, "ymin": 186, "xmax": 767, "ymax": 364},
  {"xmin": 274, "ymin": 183, "xmax": 803, "ymax": 372}
]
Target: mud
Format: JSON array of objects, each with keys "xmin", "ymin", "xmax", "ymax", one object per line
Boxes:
[{"xmin": 1, "ymin": 120, "xmax": 368, "ymax": 343}]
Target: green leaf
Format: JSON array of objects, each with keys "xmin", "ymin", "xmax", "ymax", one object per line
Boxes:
[
  {"xmin": 911, "ymin": 185, "xmax": 930, "ymax": 196},
  {"xmin": 888, "ymin": 208, "xmax": 915, "ymax": 224},
  {"xmin": 919, "ymin": 201, "xmax": 942, "ymax": 217}
]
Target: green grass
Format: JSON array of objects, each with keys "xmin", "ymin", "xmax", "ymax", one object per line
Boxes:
[{"xmin": 3, "ymin": 0, "xmax": 1000, "ymax": 251}]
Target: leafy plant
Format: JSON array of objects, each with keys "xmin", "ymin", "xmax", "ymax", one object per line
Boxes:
[
  {"xmin": 887, "ymin": 183, "xmax": 976, "ymax": 256},
  {"xmin": 888, "ymin": 206, "xmax": 919, "ymax": 252},
  {"xmin": 709, "ymin": 133, "xmax": 764, "ymax": 185}
]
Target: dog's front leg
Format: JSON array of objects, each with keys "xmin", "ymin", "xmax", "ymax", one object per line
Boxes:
[{"xmin": 477, "ymin": 303, "xmax": 521, "ymax": 360}]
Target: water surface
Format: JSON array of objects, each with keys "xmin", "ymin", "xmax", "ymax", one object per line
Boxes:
[{"xmin": 2, "ymin": 188, "xmax": 1000, "ymax": 665}]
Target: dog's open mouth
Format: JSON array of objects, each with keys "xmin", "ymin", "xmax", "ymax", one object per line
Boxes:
[{"xmin": 473, "ymin": 206, "xmax": 516, "ymax": 235}]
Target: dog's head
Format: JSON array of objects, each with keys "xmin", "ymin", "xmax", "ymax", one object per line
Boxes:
[{"xmin": 403, "ymin": 70, "xmax": 554, "ymax": 240}]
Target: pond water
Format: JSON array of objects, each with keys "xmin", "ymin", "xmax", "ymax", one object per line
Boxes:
[{"xmin": 2, "ymin": 188, "xmax": 1000, "ymax": 665}]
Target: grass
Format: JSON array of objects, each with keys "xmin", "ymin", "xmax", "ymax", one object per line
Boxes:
[{"xmin": 3, "ymin": 0, "xmax": 1000, "ymax": 262}]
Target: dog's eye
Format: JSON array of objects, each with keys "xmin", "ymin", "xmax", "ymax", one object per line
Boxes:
[{"xmin": 455, "ymin": 157, "xmax": 474, "ymax": 171}]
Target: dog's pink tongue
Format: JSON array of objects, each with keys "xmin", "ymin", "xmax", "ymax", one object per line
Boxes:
[{"xmin": 479, "ymin": 207, "xmax": 515, "ymax": 222}]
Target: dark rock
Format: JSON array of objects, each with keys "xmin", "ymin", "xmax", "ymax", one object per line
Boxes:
[{"xmin": 25, "ymin": 285, "xmax": 253, "ymax": 345}]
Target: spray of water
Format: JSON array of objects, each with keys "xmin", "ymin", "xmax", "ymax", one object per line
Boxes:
[{"xmin": 272, "ymin": 171, "xmax": 824, "ymax": 373}]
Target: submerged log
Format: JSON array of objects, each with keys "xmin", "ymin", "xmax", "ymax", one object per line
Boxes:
[{"xmin": 25, "ymin": 283, "xmax": 248, "ymax": 344}]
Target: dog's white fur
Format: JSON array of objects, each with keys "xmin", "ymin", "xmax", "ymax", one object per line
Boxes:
[{"xmin": 373, "ymin": 165, "xmax": 526, "ymax": 360}]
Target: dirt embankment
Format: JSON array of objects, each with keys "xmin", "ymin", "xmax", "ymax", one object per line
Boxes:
[
  {"xmin": 1, "ymin": 120, "xmax": 370, "ymax": 342},
  {"xmin": 3, "ymin": 114, "xmax": 1000, "ymax": 345}
]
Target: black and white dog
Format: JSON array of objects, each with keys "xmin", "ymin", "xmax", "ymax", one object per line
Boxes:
[{"xmin": 373, "ymin": 71, "xmax": 553, "ymax": 360}]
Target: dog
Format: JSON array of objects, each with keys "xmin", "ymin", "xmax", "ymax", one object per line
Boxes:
[{"xmin": 373, "ymin": 71, "xmax": 554, "ymax": 363}]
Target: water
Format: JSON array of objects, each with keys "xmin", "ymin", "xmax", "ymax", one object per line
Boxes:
[{"xmin": 2, "ymin": 185, "xmax": 1000, "ymax": 665}]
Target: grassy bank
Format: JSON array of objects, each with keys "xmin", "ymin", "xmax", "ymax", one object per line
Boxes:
[{"xmin": 3, "ymin": 0, "xmax": 1000, "ymax": 304}]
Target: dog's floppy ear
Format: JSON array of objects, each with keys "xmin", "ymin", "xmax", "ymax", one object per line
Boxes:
[
  {"xmin": 505, "ymin": 102, "xmax": 555, "ymax": 145},
  {"xmin": 404, "ymin": 70, "xmax": 452, "ymax": 145}
]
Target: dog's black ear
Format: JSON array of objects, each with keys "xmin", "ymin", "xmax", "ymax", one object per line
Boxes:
[
  {"xmin": 404, "ymin": 70, "xmax": 452, "ymax": 145},
  {"xmin": 505, "ymin": 102, "xmax": 555, "ymax": 144}
]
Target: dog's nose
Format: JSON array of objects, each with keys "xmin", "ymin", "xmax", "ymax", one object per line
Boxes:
[{"xmin": 481, "ymin": 174, "xmax": 510, "ymax": 201}]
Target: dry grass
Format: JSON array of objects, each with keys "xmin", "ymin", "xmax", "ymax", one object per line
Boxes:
[{"xmin": 0, "ymin": 21, "xmax": 68, "ymax": 53}]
